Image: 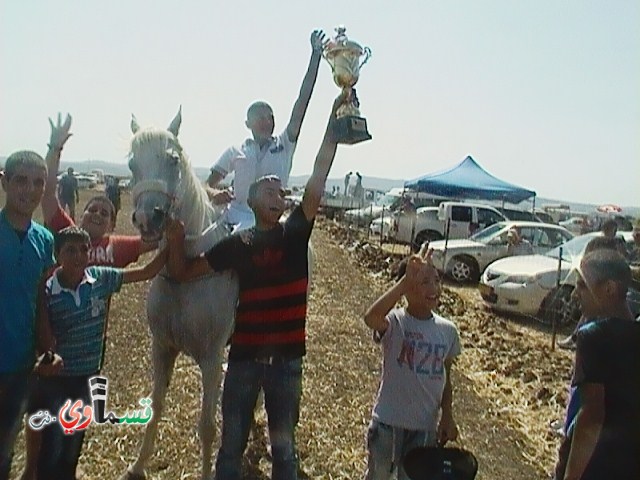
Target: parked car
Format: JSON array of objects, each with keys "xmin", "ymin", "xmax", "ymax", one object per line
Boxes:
[
  {"xmin": 429, "ymin": 221, "xmax": 574, "ymax": 282},
  {"xmin": 534, "ymin": 209, "xmax": 555, "ymax": 224},
  {"xmin": 76, "ymin": 174, "xmax": 98, "ymax": 189},
  {"xmin": 344, "ymin": 188, "xmax": 442, "ymax": 226},
  {"xmin": 479, "ymin": 231, "xmax": 636, "ymax": 325},
  {"xmin": 559, "ymin": 216, "xmax": 590, "ymax": 235},
  {"xmin": 497, "ymin": 207, "xmax": 542, "ymax": 223}
]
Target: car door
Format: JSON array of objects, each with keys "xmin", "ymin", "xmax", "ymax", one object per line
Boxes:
[
  {"xmin": 448, "ymin": 205, "xmax": 473, "ymax": 239},
  {"xmin": 532, "ymin": 227, "xmax": 572, "ymax": 253},
  {"xmin": 480, "ymin": 226, "xmax": 510, "ymax": 269},
  {"xmin": 476, "ymin": 207, "xmax": 505, "ymax": 231}
]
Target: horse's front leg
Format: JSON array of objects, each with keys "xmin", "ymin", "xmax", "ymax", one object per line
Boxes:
[
  {"xmin": 199, "ymin": 356, "xmax": 224, "ymax": 480},
  {"xmin": 121, "ymin": 341, "xmax": 178, "ymax": 480}
]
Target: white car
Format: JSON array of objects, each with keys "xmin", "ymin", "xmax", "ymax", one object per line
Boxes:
[
  {"xmin": 559, "ymin": 216, "xmax": 589, "ymax": 235},
  {"xmin": 429, "ymin": 221, "xmax": 574, "ymax": 282},
  {"xmin": 479, "ymin": 231, "xmax": 634, "ymax": 325}
]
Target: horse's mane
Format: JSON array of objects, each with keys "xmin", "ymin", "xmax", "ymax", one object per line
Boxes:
[{"xmin": 130, "ymin": 128, "xmax": 218, "ymax": 237}]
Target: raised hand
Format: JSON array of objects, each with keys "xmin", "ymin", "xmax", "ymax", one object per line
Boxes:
[
  {"xmin": 48, "ymin": 113, "xmax": 72, "ymax": 152},
  {"xmin": 310, "ymin": 29, "xmax": 329, "ymax": 54}
]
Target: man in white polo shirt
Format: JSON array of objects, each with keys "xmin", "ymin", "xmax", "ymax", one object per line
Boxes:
[{"xmin": 207, "ymin": 29, "xmax": 327, "ymax": 231}]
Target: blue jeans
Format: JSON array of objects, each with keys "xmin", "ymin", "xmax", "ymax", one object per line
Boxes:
[
  {"xmin": 364, "ymin": 420, "xmax": 436, "ymax": 480},
  {"xmin": 214, "ymin": 357, "xmax": 302, "ymax": 480},
  {"xmin": 36, "ymin": 375, "xmax": 90, "ymax": 480},
  {"xmin": 0, "ymin": 370, "xmax": 31, "ymax": 480}
]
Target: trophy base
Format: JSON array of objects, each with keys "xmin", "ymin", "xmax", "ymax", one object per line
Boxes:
[{"xmin": 333, "ymin": 116, "xmax": 372, "ymax": 145}]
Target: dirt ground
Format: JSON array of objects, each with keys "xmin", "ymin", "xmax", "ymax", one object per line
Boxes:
[{"xmin": 5, "ymin": 189, "xmax": 574, "ymax": 479}]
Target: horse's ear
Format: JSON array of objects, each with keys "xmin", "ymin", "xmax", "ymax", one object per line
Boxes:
[
  {"xmin": 168, "ymin": 106, "xmax": 182, "ymax": 137},
  {"xmin": 131, "ymin": 114, "xmax": 140, "ymax": 134}
]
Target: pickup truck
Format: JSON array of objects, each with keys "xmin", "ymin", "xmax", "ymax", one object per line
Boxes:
[{"xmin": 370, "ymin": 201, "xmax": 507, "ymax": 249}]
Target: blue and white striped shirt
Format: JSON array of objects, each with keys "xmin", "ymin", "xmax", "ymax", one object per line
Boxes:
[{"xmin": 46, "ymin": 266, "xmax": 123, "ymax": 376}]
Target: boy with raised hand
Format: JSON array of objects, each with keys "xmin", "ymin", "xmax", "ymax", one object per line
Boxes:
[
  {"xmin": 362, "ymin": 251, "xmax": 461, "ymax": 480},
  {"xmin": 0, "ymin": 147, "xmax": 55, "ymax": 480},
  {"xmin": 167, "ymin": 92, "xmax": 345, "ymax": 480},
  {"xmin": 33, "ymin": 226, "xmax": 167, "ymax": 480},
  {"xmin": 41, "ymin": 114, "xmax": 156, "ymax": 268}
]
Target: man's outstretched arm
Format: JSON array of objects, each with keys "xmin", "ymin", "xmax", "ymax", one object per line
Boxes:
[
  {"xmin": 301, "ymin": 92, "xmax": 346, "ymax": 221},
  {"xmin": 286, "ymin": 30, "xmax": 327, "ymax": 143}
]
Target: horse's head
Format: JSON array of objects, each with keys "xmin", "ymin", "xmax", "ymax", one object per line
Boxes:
[{"xmin": 128, "ymin": 109, "xmax": 184, "ymax": 242}]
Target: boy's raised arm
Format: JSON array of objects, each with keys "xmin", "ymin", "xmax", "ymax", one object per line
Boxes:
[
  {"xmin": 363, "ymin": 255, "xmax": 427, "ymax": 332},
  {"xmin": 301, "ymin": 91, "xmax": 347, "ymax": 221},
  {"xmin": 363, "ymin": 280, "xmax": 406, "ymax": 332},
  {"xmin": 42, "ymin": 114, "xmax": 72, "ymax": 224}
]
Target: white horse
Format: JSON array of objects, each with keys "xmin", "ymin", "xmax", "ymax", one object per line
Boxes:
[{"xmin": 121, "ymin": 109, "xmax": 239, "ymax": 480}]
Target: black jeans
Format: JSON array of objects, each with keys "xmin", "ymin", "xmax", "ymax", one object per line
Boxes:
[{"xmin": 36, "ymin": 375, "xmax": 90, "ymax": 480}]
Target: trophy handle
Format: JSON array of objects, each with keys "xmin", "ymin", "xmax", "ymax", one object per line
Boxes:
[{"xmin": 359, "ymin": 47, "xmax": 372, "ymax": 69}]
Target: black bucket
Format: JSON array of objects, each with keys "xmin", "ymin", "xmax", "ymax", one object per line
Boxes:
[{"xmin": 403, "ymin": 446, "xmax": 478, "ymax": 480}]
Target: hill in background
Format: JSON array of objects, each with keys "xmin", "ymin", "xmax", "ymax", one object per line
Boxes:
[{"xmin": 1, "ymin": 156, "xmax": 638, "ymax": 217}]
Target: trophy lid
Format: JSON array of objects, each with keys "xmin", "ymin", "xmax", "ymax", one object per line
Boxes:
[{"xmin": 324, "ymin": 26, "xmax": 365, "ymax": 58}]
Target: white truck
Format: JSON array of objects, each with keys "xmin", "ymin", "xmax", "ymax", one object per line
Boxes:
[{"xmin": 370, "ymin": 201, "xmax": 507, "ymax": 249}]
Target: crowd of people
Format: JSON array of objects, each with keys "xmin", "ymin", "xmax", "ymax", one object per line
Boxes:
[{"xmin": 1, "ymin": 30, "xmax": 639, "ymax": 480}]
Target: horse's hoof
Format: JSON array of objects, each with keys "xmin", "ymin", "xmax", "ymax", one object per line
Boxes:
[{"xmin": 119, "ymin": 469, "xmax": 146, "ymax": 480}]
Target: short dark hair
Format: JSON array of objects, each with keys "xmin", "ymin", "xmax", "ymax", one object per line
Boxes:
[
  {"xmin": 3, "ymin": 151, "xmax": 46, "ymax": 180},
  {"xmin": 247, "ymin": 175, "xmax": 281, "ymax": 206},
  {"xmin": 84, "ymin": 196, "xmax": 116, "ymax": 223},
  {"xmin": 581, "ymin": 249, "xmax": 631, "ymax": 298},
  {"xmin": 601, "ymin": 219, "xmax": 618, "ymax": 232},
  {"xmin": 247, "ymin": 101, "xmax": 273, "ymax": 120},
  {"xmin": 584, "ymin": 236, "xmax": 621, "ymax": 255},
  {"xmin": 54, "ymin": 226, "xmax": 91, "ymax": 256}
]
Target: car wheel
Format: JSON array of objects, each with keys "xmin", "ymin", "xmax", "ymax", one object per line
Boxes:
[
  {"xmin": 541, "ymin": 286, "xmax": 581, "ymax": 326},
  {"xmin": 413, "ymin": 230, "xmax": 442, "ymax": 252},
  {"xmin": 448, "ymin": 256, "xmax": 479, "ymax": 283}
]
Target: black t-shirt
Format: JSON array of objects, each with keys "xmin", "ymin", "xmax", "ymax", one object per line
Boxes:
[
  {"xmin": 556, "ymin": 317, "xmax": 640, "ymax": 479},
  {"xmin": 205, "ymin": 206, "xmax": 313, "ymax": 360}
]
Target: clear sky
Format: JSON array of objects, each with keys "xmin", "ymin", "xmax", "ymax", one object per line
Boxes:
[{"xmin": 2, "ymin": 0, "xmax": 638, "ymax": 206}]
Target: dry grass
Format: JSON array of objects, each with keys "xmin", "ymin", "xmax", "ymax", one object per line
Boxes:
[{"xmin": 5, "ymin": 189, "xmax": 571, "ymax": 479}]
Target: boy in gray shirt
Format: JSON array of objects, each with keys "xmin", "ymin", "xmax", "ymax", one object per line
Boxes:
[{"xmin": 363, "ymin": 253, "xmax": 461, "ymax": 480}]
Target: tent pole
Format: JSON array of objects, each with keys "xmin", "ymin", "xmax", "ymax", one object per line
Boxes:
[{"xmin": 532, "ymin": 195, "xmax": 536, "ymax": 214}]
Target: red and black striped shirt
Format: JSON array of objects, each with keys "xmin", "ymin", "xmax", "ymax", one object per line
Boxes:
[{"xmin": 205, "ymin": 206, "xmax": 313, "ymax": 361}]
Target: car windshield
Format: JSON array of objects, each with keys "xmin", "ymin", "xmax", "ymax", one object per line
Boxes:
[
  {"xmin": 545, "ymin": 234, "xmax": 597, "ymax": 262},
  {"xmin": 469, "ymin": 223, "xmax": 505, "ymax": 243},
  {"xmin": 378, "ymin": 194, "xmax": 400, "ymax": 207}
]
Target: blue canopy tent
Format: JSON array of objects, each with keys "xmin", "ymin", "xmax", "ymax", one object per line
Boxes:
[{"xmin": 405, "ymin": 156, "xmax": 536, "ymax": 204}]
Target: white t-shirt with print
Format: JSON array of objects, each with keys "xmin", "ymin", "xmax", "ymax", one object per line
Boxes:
[{"xmin": 372, "ymin": 308, "xmax": 461, "ymax": 431}]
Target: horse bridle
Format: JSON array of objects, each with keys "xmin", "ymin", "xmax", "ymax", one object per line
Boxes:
[{"xmin": 130, "ymin": 149, "xmax": 183, "ymax": 219}]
